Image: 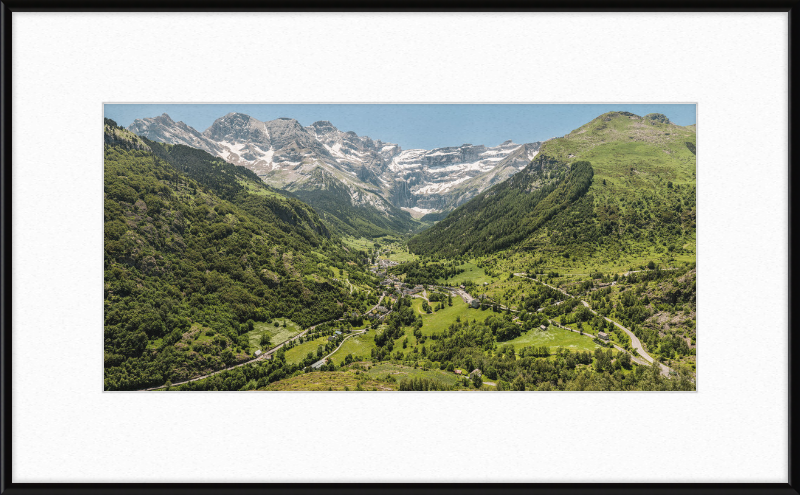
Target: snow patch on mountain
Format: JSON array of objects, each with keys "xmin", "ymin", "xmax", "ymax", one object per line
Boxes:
[{"xmin": 128, "ymin": 112, "xmax": 542, "ymax": 214}]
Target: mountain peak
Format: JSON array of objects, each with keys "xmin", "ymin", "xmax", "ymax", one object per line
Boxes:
[
  {"xmin": 644, "ymin": 113, "xmax": 672, "ymax": 125},
  {"xmin": 126, "ymin": 110, "xmax": 546, "ymax": 214},
  {"xmin": 204, "ymin": 112, "xmax": 270, "ymax": 147},
  {"xmin": 309, "ymin": 120, "xmax": 339, "ymax": 135},
  {"xmin": 220, "ymin": 112, "xmax": 254, "ymax": 121},
  {"xmin": 268, "ymin": 117, "xmax": 304, "ymax": 130}
]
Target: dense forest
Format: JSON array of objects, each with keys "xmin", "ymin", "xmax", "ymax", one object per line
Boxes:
[
  {"xmin": 408, "ymin": 159, "xmax": 594, "ymax": 257},
  {"xmin": 103, "ymin": 120, "xmax": 370, "ymax": 390}
]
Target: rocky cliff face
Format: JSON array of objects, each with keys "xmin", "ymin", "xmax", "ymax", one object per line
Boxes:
[
  {"xmin": 203, "ymin": 112, "xmax": 271, "ymax": 149},
  {"xmin": 389, "ymin": 181, "xmax": 414, "ymax": 208},
  {"xmin": 129, "ymin": 114, "xmax": 218, "ymax": 155},
  {"xmin": 388, "ymin": 140, "xmax": 543, "ymax": 211},
  {"xmin": 127, "ymin": 112, "xmax": 542, "ymax": 219}
]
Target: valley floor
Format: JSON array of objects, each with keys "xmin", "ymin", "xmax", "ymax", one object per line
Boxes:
[{"xmin": 149, "ymin": 246, "xmax": 694, "ymax": 392}]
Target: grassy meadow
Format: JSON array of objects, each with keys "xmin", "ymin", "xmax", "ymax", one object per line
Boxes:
[
  {"xmin": 246, "ymin": 319, "xmax": 303, "ymax": 351},
  {"xmin": 410, "ymin": 297, "xmax": 495, "ymax": 335},
  {"xmin": 435, "ymin": 260, "xmax": 494, "ymax": 285},
  {"xmin": 284, "ymin": 335, "xmax": 329, "ymax": 365},
  {"xmin": 329, "ymin": 328, "xmax": 378, "ymax": 364},
  {"xmin": 501, "ymin": 326, "xmax": 599, "ymax": 353}
]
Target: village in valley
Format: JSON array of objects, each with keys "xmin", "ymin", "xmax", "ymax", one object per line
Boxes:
[
  {"xmin": 133, "ymin": 235, "xmax": 691, "ymax": 392},
  {"xmin": 312, "ymin": 242, "xmax": 672, "ymax": 386},
  {"xmin": 104, "ymin": 107, "xmax": 696, "ymax": 392}
]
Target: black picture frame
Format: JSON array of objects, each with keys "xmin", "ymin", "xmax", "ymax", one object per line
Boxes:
[{"xmin": 1, "ymin": 3, "xmax": 795, "ymax": 494}]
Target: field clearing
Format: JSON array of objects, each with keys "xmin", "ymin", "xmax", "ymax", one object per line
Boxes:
[
  {"xmin": 343, "ymin": 235, "xmax": 403, "ymax": 252},
  {"xmin": 363, "ymin": 362, "xmax": 461, "ymax": 387},
  {"xmin": 329, "ymin": 328, "xmax": 378, "ymax": 364},
  {"xmin": 435, "ymin": 261, "xmax": 494, "ymax": 285},
  {"xmin": 380, "ymin": 248, "xmax": 418, "ymax": 263},
  {"xmin": 411, "ymin": 297, "xmax": 495, "ymax": 335},
  {"xmin": 481, "ymin": 275, "xmax": 541, "ymax": 310},
  {"xmin": 502, "ymin": 326, "xmax": 599, "ymax": 353},
  {"xmin": 261, "ymin": 370, "xmax": 395, "ymax": 391},
  {"xmin": 284, "ymin": 335, "xmax": 328, "ymax": 365},
  {"xmin": 560, "ymin": 319, "xmax": 600, "ymax": 337},
  {"xmin": 505, "ymin": 252, "xmax": 695, "ymax": 278},
  {"xmin": 564, "ymin": 324, "xmax": 629, "ymax": 350},
  {"xmin": 238, "ymin": 179, "xmax": 285, "ymax": 198},
  {"xmin": 341, "ymin": 236, "xmax": 378, "ymax": 251},
  {"xmin": 246, "ymin": 319, "xmax": 302, "ymax": 351}
]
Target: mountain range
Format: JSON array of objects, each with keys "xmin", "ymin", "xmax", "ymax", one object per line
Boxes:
[
  {"xmin": 105, "ymin": 109, "xmax": 697, "ymax": 392},
  {"xmin": 128, "ymin": 112, "xmax": 542, "ymax": 235}
]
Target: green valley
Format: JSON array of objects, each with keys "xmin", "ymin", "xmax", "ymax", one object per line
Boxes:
[{"xmin": 105, "ymin": 107, "xmax": 696, "ymax": 392}]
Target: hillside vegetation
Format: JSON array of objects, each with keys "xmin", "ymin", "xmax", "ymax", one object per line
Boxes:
[
  {"xmin": 401, "ymin": 111, "xmax": 697, "ymax": 374},
  {"xmin": 410, "ymin": 111, "xmax": 696, "ymax": 272},
  {"xmin": 103, "ymin": 120, "xmax": 372, "ymax": 390},
  {"xmin": 291, "ymin": 167, "xmax": 419, "ymax": 239},
  {"xmin": 105, "ymin": 109, "xmax": 697, "ymax": 392},
  {"xmin": 408, "ymin": 160, "xmax": 594, "ymax": 257}
]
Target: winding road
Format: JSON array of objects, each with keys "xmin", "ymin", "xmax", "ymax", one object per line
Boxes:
[
  {"xmin": 311, "ymin": 328, "xmax": 368, "ymax": 368},
  {"xmin": 513, "ymin": 273, "xmax": 671, "ymax": 377},
  {"xmin": 411, "ymin": 276, "xmax": 669, "ymax": 375},
  {"xmin": 579, "ymin": 300, "xmax": 670, "ymax": 376},
  {"xmin": 141, "ymin": 296, "xmax": 388, "ymax": 391}
]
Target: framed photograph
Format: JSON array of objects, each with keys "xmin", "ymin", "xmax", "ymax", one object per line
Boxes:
[{"xmin": 2, "ymin": 5, "xmax": 793, "ymax": 493}]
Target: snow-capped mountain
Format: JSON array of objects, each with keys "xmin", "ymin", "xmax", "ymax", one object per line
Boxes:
[
  {"xmin": 128, "ymin": 113, "xmax": 222, "ymax": 155},
  {"xmin": 127, "ymin": 112, "xmax": 542, "ymax": 228},
  {"xmin": 386, "ymin": 140, "xmax": 541, "ymax": 211}
]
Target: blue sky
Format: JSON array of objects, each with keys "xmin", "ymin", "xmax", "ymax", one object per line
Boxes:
[{"xmin": 104, "ymin": 103, "xmax": 696, "ymax": 150}]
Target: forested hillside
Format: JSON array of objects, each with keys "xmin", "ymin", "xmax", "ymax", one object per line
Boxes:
[
  {"xmin": 403, "ymin": 111, "xmax": 697, "ymax": 377},
  {"xmin": 408, "ymin": 158, "xmax": 593, "ymax": 257},
  {"xmin": 409, "ymin": 111, "xmax": 696, "ymax": 270},
  {"xmin": 103, "ymin": 120, "xmax": 371, "ymax": 390},
  {"xmin": 290, "ymin": 167, "xmax": 419, "ymax": 238},
  {"xmin": 104, "ymin": 109, "xmax": 697, "ymax": 392}
]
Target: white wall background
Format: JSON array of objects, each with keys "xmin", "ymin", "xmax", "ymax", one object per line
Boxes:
[{"xmin": 11, "ymin": 12, "xmax": 788, "ymax": 482}]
